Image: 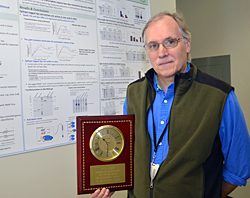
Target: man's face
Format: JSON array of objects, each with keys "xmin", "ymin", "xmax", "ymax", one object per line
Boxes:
[{"xmin": 145, "ymin": 16, "xmax": 191, "ymax": 84}]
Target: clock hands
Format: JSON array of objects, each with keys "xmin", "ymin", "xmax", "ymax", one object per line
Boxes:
[
  {"xmin": 102, "ymin": 138, "xmax": 109, "ymax": 144},
  {"xmin": 107, "ymin": 144, "xmax": 109, "ymax": 155},
  {"xmin": 103, "ymin": 138, "xmax": 109, "ymax": 154}
]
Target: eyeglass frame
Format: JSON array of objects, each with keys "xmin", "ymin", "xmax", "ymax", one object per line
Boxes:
[{"xmin": 143, "ymin": 37, "xmax": 184, "ymax": 52}]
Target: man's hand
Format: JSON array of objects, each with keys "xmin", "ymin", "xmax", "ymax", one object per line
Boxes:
[{"xmin": 91, "ymin": 188, "xmax": 115, "ymax": 198}]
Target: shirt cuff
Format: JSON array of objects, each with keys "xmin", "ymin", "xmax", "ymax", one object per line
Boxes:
[{"xmin": 223, "ymin": 167, "xmax": 247, "ymax": 186}]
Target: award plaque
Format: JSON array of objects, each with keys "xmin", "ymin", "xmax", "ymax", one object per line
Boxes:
[{"xmin": 76, "ymin": 115, "xmax": 134, "ymax": 194}]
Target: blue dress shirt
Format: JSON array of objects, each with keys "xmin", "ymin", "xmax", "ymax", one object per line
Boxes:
[{"xmin": 123, "ymin": 63, "xmax": 250, "ymax": 186}]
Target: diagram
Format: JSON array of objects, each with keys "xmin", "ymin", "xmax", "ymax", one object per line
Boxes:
[
  {"xmin": 120, "ymin": 67, "xmax": 130, "ymax": 77},
  {"xmin": 126, "ymin": 50, "xmax": 147, "ymax": 62},
  {"xmin": 100, "ymin": 27, "xmax": 123, "ymax": 42},
  {"xmin": 102, "ymin": 86, "xmax": 115, "ymax": 98},
  {"xmin": 33, "ymin": 93, "xmax": 54, "ymax": 117},
  {"xmin": 99, "ymin": 4, "xmax": 113, "ymax": 16},
  {"xmin": 102, "ymin": 67, "xmax": 115, "ymax": 78},
  {"xmin": 73, "ymin": 93, "xmax": 88, "ymax": 113},
  {"xmin": 37, "ymin": 126, "xmax": 54, "ymax": 144},
  {"xmin": 0, "ymin": 128, "xmax": 15, "ymax": 148},
  {"xmin": 103, "ymin": 101, "xmax": 116, "ymax": 115}
]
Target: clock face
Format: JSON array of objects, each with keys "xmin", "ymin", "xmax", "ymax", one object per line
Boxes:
[{"xmin": 89, "ymin": 125, "xmax": 125, "ymax": 162}]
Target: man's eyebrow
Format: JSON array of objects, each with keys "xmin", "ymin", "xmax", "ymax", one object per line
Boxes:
[
  {"xmin": 148, "ymin": 41, "xmax": 157, "ymax": 43},
  {"xmin": 147, "ymin": 37, "xmax": 176, "ymax": 43},
  {"xmin": 164, "ymin": 37, "xmax": 175, "ymax": 40}
]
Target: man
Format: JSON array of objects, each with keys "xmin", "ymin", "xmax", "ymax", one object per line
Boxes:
[{"xmin": 91, "ymin": 11, "xmax": 250, "ymax": 198}]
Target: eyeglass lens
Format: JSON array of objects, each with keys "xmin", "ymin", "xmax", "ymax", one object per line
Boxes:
[{"xmin": 146, "ymin": 38, "xmax": 181, "ymax": 52}]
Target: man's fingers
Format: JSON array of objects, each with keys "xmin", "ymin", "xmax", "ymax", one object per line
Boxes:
[{"xmin": 91, "ymin": 188, "xmax": 112, "ymax": 198}]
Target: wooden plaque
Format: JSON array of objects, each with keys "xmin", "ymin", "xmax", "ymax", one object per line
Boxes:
[{"xmin": 76, "ymin": 115, "xmax": 134, "ymax": 194}]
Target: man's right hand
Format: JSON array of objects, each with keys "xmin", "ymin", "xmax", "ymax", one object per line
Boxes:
[{"xmin": 91, "ymin": 188, "xmax": 115, "ymax": 198}]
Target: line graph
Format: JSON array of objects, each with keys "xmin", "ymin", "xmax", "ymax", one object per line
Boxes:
[
  {"xmin": 56, "ymin": 44, "xmax": 77, "ymax": 61},
  {"xmin": 27, "ymin": 42, "xmax": 55, "ymax": 60},
  {"xmin": 52, "ymin": 22, "xmax": 72, "ymax": 40}
]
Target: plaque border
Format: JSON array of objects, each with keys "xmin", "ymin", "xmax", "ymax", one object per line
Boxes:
[{"xmin": 76, "ymin": 115, "xmax": 134, "ymax": 194}]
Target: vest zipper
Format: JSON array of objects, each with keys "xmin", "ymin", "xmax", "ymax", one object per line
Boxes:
[
  {"xmin": 150, "ymin": 178, "xmax": 154, "ymax": 188},
  {"xmin": 150, "ymin": 178, "xmax": 154, "ymax": 198}
]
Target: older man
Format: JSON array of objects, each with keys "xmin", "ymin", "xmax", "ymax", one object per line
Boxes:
[{"xmin": 91, "ymin": 11, "xmax": 250, "ymax": 198}]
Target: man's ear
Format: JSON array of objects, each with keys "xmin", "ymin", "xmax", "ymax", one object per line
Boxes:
[{"xmin": 185, "ymin": 40, "xmax": 191, "ymax": 53}]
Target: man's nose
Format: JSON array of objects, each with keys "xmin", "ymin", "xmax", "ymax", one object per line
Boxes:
[{"xmin": 158, "ymin": 43, "xmax": 169, "ymax": 57}]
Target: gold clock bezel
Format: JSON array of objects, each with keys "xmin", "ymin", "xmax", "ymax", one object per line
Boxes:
[{"xmin": 89, "ymin": 125, "xmax": 125, "ymax": 162}]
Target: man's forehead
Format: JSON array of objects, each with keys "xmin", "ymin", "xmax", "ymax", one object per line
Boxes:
[
  {"xmin": 149, "ymin": 16, "xmax": 178, "ymax": 30},
  {"xmin": 145, "ymin": 16, "xmax": 181, "ymax": 40}
]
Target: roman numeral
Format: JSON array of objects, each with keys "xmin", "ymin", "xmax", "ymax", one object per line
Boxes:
[{"xmin": 95, "ymin": 147, "xmax": 100, "ymax": 152}]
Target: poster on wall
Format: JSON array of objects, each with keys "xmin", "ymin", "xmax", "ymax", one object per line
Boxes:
[{"xmin": 0, "ymin": 0, "xmax": 151, "ymax": 157}]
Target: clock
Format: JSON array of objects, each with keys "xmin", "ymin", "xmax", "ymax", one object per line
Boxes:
[{"xmin": 89, "ymin": 125, "xmax": 125, "ymax": 162}]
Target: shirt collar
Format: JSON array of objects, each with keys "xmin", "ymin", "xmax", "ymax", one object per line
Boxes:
[{"xmin": 154, "ymin": 62, "xmax": 190, "ymax": 91}]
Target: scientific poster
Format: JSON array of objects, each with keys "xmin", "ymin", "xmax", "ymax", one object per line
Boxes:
[{"xmin": 0, "ymin": 0, "xmax": 151, "ymax": 157}]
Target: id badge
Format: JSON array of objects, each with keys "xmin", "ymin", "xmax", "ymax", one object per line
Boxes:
[{"xmin": 150, "ymin": 163, "xmax": 160, "ymax": 179}]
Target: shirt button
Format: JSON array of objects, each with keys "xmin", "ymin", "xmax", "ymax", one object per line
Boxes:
[
  {"xmin": 164, "ymin": 100, "xmax": 167, "ymax": 103},
  {"xmin": 161, "ymin": 121, "xmax": 164, "ymax": 124}
]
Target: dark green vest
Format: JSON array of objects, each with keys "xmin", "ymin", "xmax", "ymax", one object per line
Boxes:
[{"xmin": 126, "ymin": 64, "xmax": 233, "ymax": 198}]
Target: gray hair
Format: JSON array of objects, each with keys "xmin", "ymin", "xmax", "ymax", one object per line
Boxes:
[{"xmin": 142, "ymin": 11, "xmax": 192, "ymax": 62}]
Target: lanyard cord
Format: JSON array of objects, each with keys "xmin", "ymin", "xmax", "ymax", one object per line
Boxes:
[{"xmin": 148, "ymin": 85, "xmax": 169, "ymax": 157}]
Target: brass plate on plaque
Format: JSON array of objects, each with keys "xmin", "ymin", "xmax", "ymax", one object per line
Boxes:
[{"xmin": 90, "ymin": 163, "xmax": 125, "ymax": 186}]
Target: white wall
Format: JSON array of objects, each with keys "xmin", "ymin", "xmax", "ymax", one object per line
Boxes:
[
  {"xmin": 0, "ymin": 1, "xmax": 176, "ymax": 198},
  {"xmin": 176, "ymin": 0, "xmax": 250, "ymax": 197},
  {"xmin": 150, "ymin": 0, "xmax": 176, "ymax": 16}
]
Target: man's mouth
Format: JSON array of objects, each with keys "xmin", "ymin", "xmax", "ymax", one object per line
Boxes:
[{"xmin": 158, "ymin": 60, "xmax": 173, "ymax": 65}]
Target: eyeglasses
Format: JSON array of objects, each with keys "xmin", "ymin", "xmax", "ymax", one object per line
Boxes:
[{"xmin": 144, "ymin": 37, "xmax": 184, "ymax": 52}]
